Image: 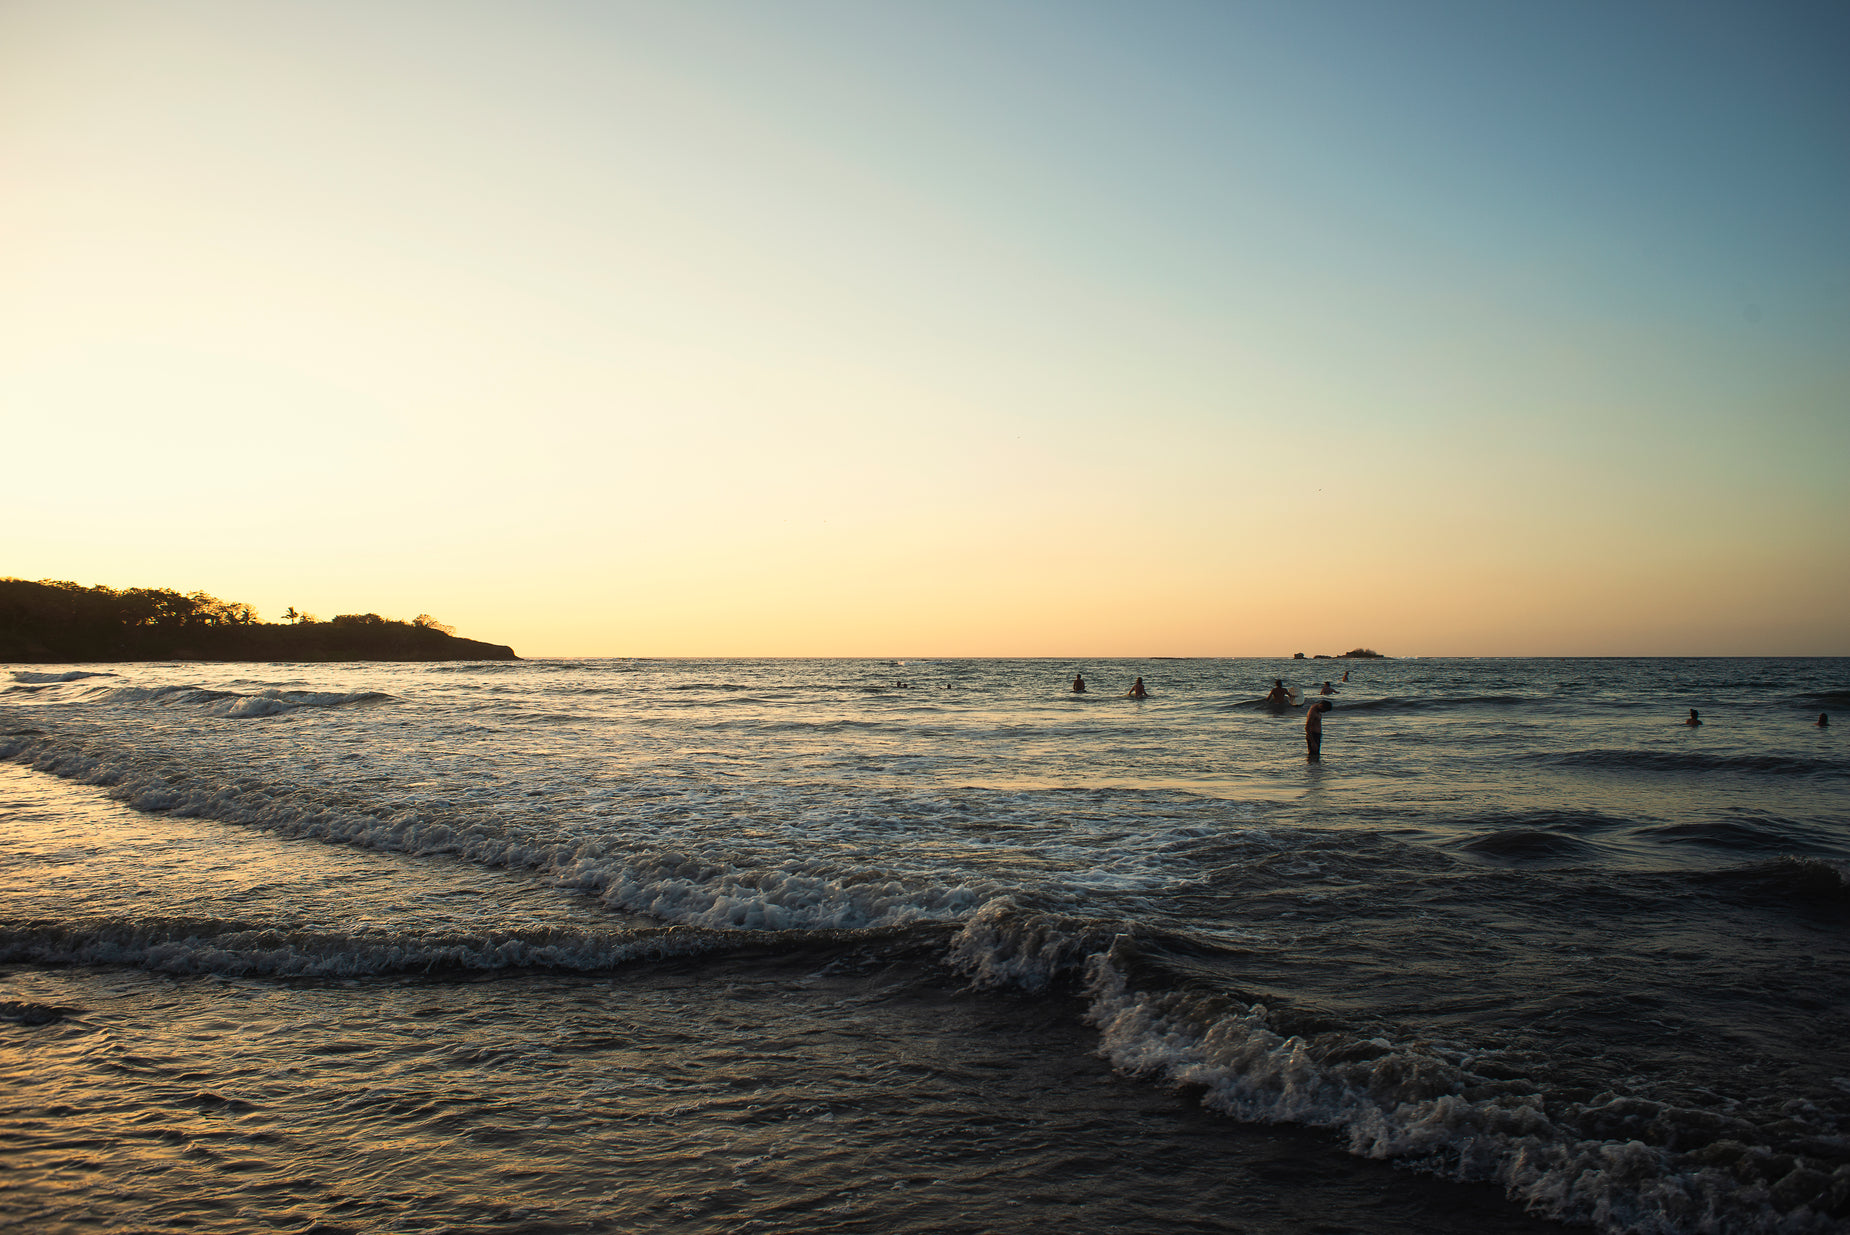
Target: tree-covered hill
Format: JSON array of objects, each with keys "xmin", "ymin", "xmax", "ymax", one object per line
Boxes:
[{"xmin": 0, "ymin": 579, "xmax": 518, "ymax": 663}]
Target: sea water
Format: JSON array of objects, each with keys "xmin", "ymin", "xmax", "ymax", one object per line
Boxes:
[{"xmin": 2, "ymin": 657, "xmax": 1846, "ymax": 1234}]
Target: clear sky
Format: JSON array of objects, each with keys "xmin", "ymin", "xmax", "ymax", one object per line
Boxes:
[{"xmin": 3, "ymin": 1, "xmax": 1846, "ymax": 657}]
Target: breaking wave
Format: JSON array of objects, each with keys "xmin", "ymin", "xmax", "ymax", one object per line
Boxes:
[{"xmin": 947, "ymin": 903, "xmax": 1850, "ymax": 1235}]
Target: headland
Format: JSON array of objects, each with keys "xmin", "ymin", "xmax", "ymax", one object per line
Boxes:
[{"xmin": 0, "ymin": 578, "xmax": 518, "ymax": 663}]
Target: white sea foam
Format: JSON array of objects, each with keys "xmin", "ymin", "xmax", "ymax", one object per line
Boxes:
[{"xmin": 1076, "ymin": 943, "xmax": 1846, "ymax": 1235}]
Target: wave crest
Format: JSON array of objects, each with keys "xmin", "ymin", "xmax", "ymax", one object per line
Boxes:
[
  {"xmin": 1546, "ymin": 749, "xmax": 1845, "ymax": 778},
  {"xmin": 0, "ymin": 916, "xmax": 780, "ymax": 978},
  {"xmin": 1693, "ymin": 856, "xmax": 1850, "ymax": 907},
  {"xmin": 945, "ymin": 899, "xmax": 1117, "ymax": 991},
  {"xmin": 93, "ymin": 684, "xmax": 397, "ymax": 718},
  {"xmin": 1456, "ymin": 829, "xmax": 1601, "ymax": 863}
]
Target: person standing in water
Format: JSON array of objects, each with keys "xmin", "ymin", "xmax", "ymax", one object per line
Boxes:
[
  {"xmin": 1264, "ymin": 680, "xmax": 1292, "ymax": 708},
  {"xmin": 1319, "ymin": 681, "xmax": 1336, "ymax": 695},
  {"xmin": 1819, "ymin": 713, "xmax": 1830, "ymax": 727},
  {"xmin": 1686, "ymin": 709, "xmax": 1702, "ymax": 726},
  {"xmin": 1305, "ymin": 700, "xmax": 1332, "ymax": 761},
  {"xmin": 1071, "ymin": 673, "xmax": 1086, "ymax": 693},
  {"xmin": 1127, "ymin": 677, "xmax": 1147, "ymax": 699}
]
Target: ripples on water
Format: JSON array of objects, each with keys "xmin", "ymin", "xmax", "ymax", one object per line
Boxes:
[{"xmin": 3, "ymin": 656, "xmax": 1847, "ymax": 1233}]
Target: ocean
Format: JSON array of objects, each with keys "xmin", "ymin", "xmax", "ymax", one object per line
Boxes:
[{"xmin": 2, "ymin": 656, "xmax": 1846, "ymax": 1234}]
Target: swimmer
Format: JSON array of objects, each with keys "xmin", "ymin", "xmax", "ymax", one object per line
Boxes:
[
  {"xmin": 1305, "ymin": 700, "xmax": 1332, "ymax": 761},
  {"xmin": 1072, "ymin": 673, "xmax": 1086, "ymax": 693},
  {"xmin": 1342, "ymin": 670, "xmax": 1349, "ymax": 682},
  {"xmin": 1319, "ymin": 681, "xmax": 1336, "ymax": 695},
  {"xmin": 1686, "ymin": 709, "xmax": 1701, "ymax": 726},
  {"xmin": 1263, "ymin": 679, "xmax": 1292, "ymax": 708},
  {"xmin": 1819, "ymin": 713, "xmax": 1830, "ymax": 727},
  {"xmin": 1127, "ymin": 677, "xmax": 1147, "ymax": 699}
]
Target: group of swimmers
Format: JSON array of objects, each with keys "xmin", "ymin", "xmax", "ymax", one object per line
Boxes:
[
  {"xmin": 1074, "ymin": 671, "xmax": 1354, "ymax": 703},
  {"xmin": 1067, "ymin": 675, "xmax": 1831, "ymax": 764},
  {"xmin": 1068, "ymin": 671, "xmax": 1347, "ymax": 761}
]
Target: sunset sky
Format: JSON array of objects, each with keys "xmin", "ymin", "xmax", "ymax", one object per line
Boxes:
[{"xmin": 4, "ymin": 1, "xmax": 1846, "ymax": 657}]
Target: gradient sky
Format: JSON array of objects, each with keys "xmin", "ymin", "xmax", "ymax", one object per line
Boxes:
[{"xmin": 4, "ymin": 1, "xmax": 1846, "ymax": 656}]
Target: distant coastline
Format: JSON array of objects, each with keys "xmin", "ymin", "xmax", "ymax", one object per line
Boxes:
[
  {"xmin": 0, "ymin": 578, "xmax": 518, "ymax": 663},
  {"xmin": 1294, "ymin": 648, "xmax": 1387, "ymax": 660}
]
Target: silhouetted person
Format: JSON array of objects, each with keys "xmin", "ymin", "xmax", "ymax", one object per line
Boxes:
[
  {"xmin": 1127, "ymin": 677, "xmax": 1147, "ymax": 699},
  {"xmin": 1306, "ymin": 700, "xmax": 1332, "ymax": 761},
  {"xmin": 1072, "ymin": 674, "xmax": 1086, "ymax": 693},
  {"xmin": 1263, "ymin": 680, "xmax": 1291, "ymax": 709},
  {"xmin": 1319, "ymin": 681, "xmax": 1336, "ymax": 695},
  {"xmin": 1819, "ymin": 713, "xmax": 1830, "ymax": 727},
  {"xmin": 1686, "ymin": 709, "xmax": 1701, "ymax": 726},
  {"xmin": 1342, "ymin": 670, "xmax": 1349, "ymax": 682}
]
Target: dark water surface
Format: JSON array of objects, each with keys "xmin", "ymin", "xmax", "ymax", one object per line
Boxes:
[{"xmin": 3, "ymin": 657, "xmax": 1846, "ymax": 1233}]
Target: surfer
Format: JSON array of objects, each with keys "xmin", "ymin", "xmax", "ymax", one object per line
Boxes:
[
  {"xmin": 1072, "ymin": 673, "xmax": 1086, "ymax": 693},
  {"xmin": 1319, "ymin": 681, "xmax": 1336, "ymax": 695},
  {"xmin": 1263, "ymin": 680, "xmax": 1292, "ymax": 709},
  {"xmin": 1686, "ymin": 709, "xmax": 1701, "ymax": 726},
  {"xmin": 1305, "ymin": 700, "xmax": 1332, "ymax": 761},
  {"xmin": 1127, "ymin": 677, "xmax": 1147, "ymax": 699}
]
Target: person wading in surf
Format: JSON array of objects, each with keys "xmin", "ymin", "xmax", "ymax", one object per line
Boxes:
[{"xmin": 1306, "ymin": 700, "xmax": 1332, "ymax": 761}]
